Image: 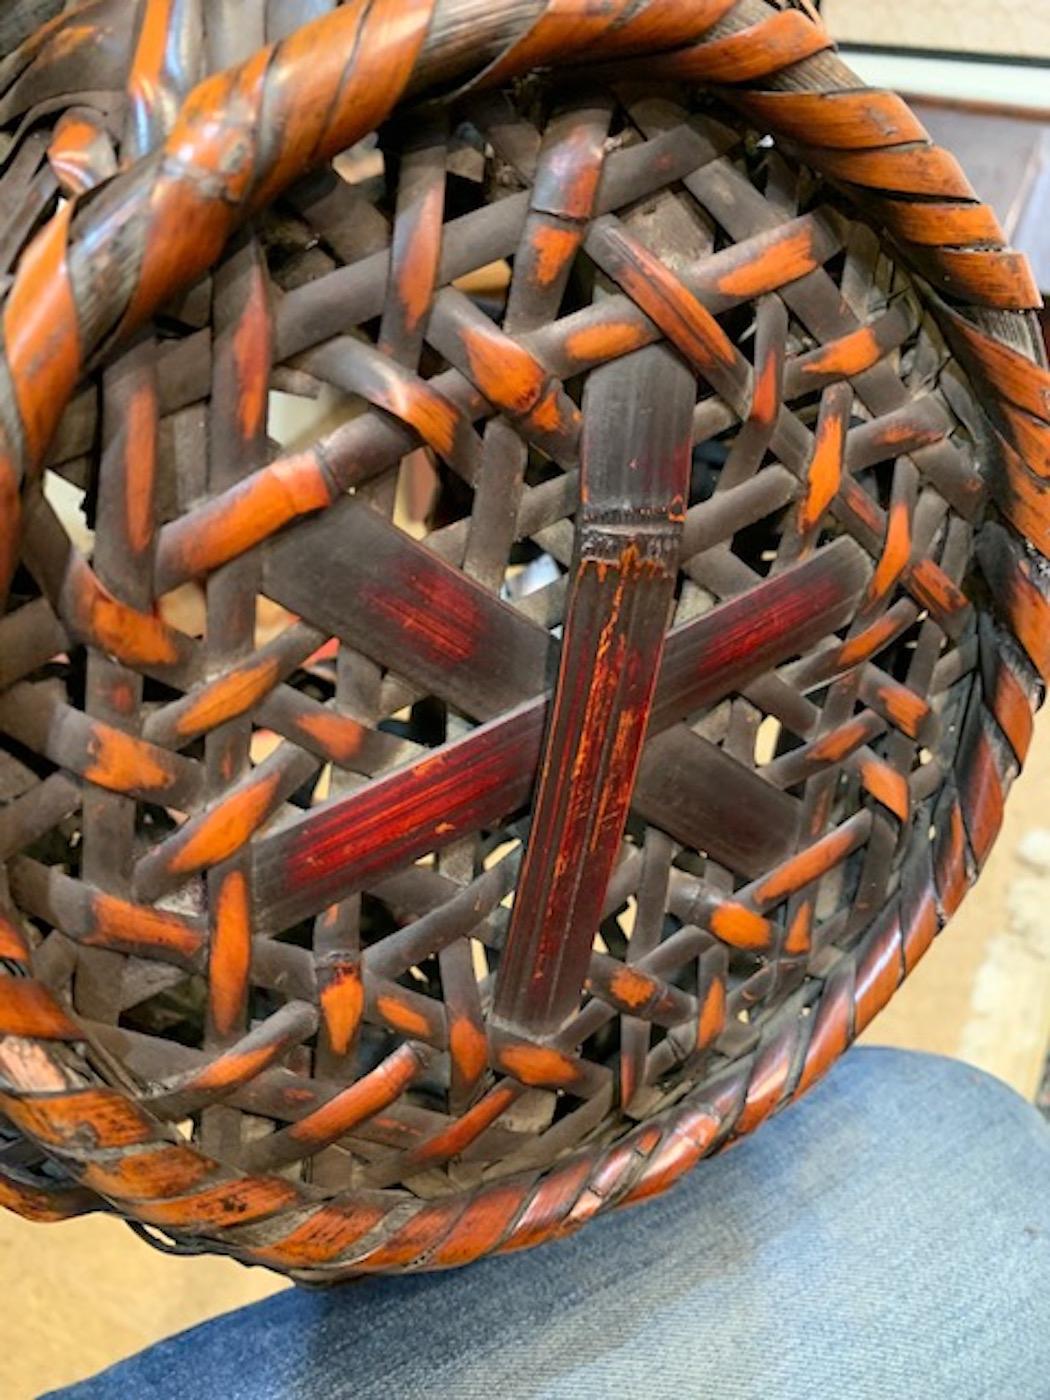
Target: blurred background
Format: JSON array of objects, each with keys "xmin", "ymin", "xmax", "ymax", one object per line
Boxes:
[{"xmin": 6, "ymin": 4, "xmax": 1050, "ymax": 1396}]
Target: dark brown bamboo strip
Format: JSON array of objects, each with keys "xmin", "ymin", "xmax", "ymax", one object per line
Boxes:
[{"xmin": 493, "ymin": 344, "xmax": 695, "ymax": 1036}]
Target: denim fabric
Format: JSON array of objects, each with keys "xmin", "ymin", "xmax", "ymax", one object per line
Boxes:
[{"xmin": 49, "ymin": 1049, "xmax": 1050, "ymax": 1400}]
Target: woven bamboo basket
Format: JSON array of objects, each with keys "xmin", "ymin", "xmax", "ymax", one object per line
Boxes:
[{"xmin": 0, "ymin": 0, "xmax": 1047, "ymax": 1284}]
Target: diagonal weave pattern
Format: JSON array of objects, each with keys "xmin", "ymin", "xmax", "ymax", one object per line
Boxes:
[{"xmin": 0, "ymin": 0, "xmax": 1048, "ymax": 1282}]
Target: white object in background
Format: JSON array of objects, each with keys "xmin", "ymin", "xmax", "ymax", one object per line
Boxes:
[
  {"xmin": 825, "ymin": 0, "xmax": 1050, "ymax": 60},
  {"xmin": 841, "ymin": 50, "xmax": 1049, "ymax": 112}
]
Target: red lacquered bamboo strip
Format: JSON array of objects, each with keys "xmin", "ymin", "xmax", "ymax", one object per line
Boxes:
[{"xmin": 253, "ymin": 538, "xmax": 867, "ymax": 929}]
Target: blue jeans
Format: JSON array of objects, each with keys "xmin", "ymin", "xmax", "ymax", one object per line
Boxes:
[{"xmin": 50, "ymin": 1049, "xmax": 1050, "ymax": 1400}]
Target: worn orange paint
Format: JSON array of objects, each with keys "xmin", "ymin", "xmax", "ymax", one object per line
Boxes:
[
  {"xmin": 873, "ymin": 679, "xmax": 929, "ymax": 741},
  {"xmin": 81, "ymin": 1144, "xmax": 214, "ymax": 1201},
  {"xmin": 959, "ymin": 727, "xmax": 1004, "ymax": 867},
  {"xmin": 40, "ymin": 21, "xmax": 96, "ymax": 62},
  {"xmin": 530, "ymin": 223, "xmax": 581, "ymax": 288},
  {"xmin": 1, "ymin": 1087, "xmax": 152, "ymax": 1149},
  {"xmin": 992, "ymin": 437, "xmax": 1050, "ymax": 557},
  {"xmin": 394, "ymin": 380, "xmax": 462, "ymax": 460},
  {"xmin": 735, "ymin": 1037, "xmax": 793, "ymax": 1136},
  {"xmin": 620, "ymin": 1107, "xmax": 721, "ymax": 1206},
  {"xmin": 419, "ymin": 1183, "xmax": 524, "ymax": 1270},
  {"xmin": 994, "ymin": 555, "xmax": 1050, "ymax": 684},
  {"xmin": 940, "ymin": 306, "xmax": 1050, "ymax": 421},
  {"xmin": 838, "ymin": 476, "xmax": 882, "ymax": 538},
  {"xmin": 877, "ymin": 197, "xmax": 1005, "ymax": 248},
  {"xmin": 859, "ymin": 758, "xmax": 910, "ymax": 822},
  {"xmin": 460, "ymin": 323, "xmax": 546, "ymax": 415},
  {"xmin": 755, "ymin": 819, "xmax": 865, "ymax": 908},
  {"xmin": 83, "ymin": 724, "xmax": 178, "ymax": 797},
  {"xmin": 364, "ymin": 1197, "xmax": 479, "ymax": 1276},
  {"xmin": 801, "ymin": 144, "xmax": 975, "ymax": 200},
  {"xmin": 346, "ymin": 1198, "xmax": 470, "ymax": 1273},
  {"xmin": 696, "ymin": 977, "xmax": 726, "ymax": 1049},
  {"xmin": 739, "ymin": 89, "xmax": 927, "ymax": 151},
  {"xmin": 835, "ymin": 606, "xmax": 914, "ymax": 671},
  {"xmin": 659, "ymin": 10, "xmax": 829, "ymax": 82},
  {"xmin": 496, "ymin": 1157, "xmax": 595, "ymax": 1253},
  {"xmin": 0, "ymin": 1174, "xmax": 88, "ymax": 1223},
  {"xmin": 410, "ymin": 1083, "xmax": 520, "ymax": 1168},
  {"xmin": 795, "ymin": 981, "xmax": 850, "ymax": 1098},
  {"xmin": 48, "ymin": 115, "xmax": 110, "ymax": 194},
  {"xmin": 167, "ymin": 769, "xmax": 282, "ymax": 875},
  {"xmin": 137, "ymin": 1177, "xmax": 298, "ymax": 1231},
  {"xmin": 127, "ymin": 0, "xmax": 177, "ymax": 114},
  {"xmin": 244, "ymin": 3, "xmax": 370, "ymax": 208},
  {"xmin": 175, "ymin": 657, "xmax": 282, "ymax": 740},
  {"xmin": 924, "ymin": 247, "xmax": 1040, "ymax": 311},
  {"xmin": 449, "ymin": 1014, "xmax": 489, "ymax": 1084},
  {"xmin": 903, "ymin": 883, "xmax": 939, "ymax": 975},
  {"xmin": 69, "ymin": 560, "xmax": 180, "ymax": 667},
  {"xmin": 988, "ymin": 657, "xmax": 1035, "ymax": 764},
  {"xmin": 545, "ymin": 123, "xmax": 608, "ymax": 220},
  {"xmin": 908, "ymin": 558, "xmax": 969, "ymax": 623},
  {"xmin": 750, "ymin": 341, "xmax": 781, "ymax": 427},
  {"xmin": 108, "ymin": 676, "xmax": 137, "ymax": 717},
  {"xmin": 563, "ymin": 319, "xmax": 652, "ymax": 368},
  {"xmin": 799, "ymin": 324, "xmax": 882, "ymax": 382},
  {"xmin": 854, "ymin": 923, "xmax": 903, "ymax": 1033},
  {"xmin": 715, "ymin": 223, "xmax": 819, "ymax": 301},
  {"xmin": 482, "ymin": 0, "xmax": 739, "ymax": 84},
  {"xmin": 124, "ymin": 49, "xmax": 272, "ymax": 333},
  {"xmin": 293, "ymin": 708, "xmax": 369, "ymax": 764},
  {"xmin": 232, "ymin": 261, "xmax": 271, "ymax": 442},
  {"xmin": 935, "ymin": 801, "xmax": 969, "ymax": 918},
  {"xmin": 999, "ymin": 401, "xmax": 1050, "ymax": 480},
  {"xmin": 247, "ymin": 1199, "xmax": 388, "ymax": 1269},
  {"xmin": 799, "ymin": 393, "xmax": 846, "ymax": 534},
  {"xmin": 595, "ymin": 223, "xmax": 737, "ymax": 378},
  {"xmin": 567, "ymin": 1132, "xmax": 658, "ymax": 1225},
  {"xmin": 809, "ymin": 715, "xmax": 878, "ymax": 765},
  {"xmin": 394, "ymin": 180, "xmax": 445, "ymax": 336},
  {"xmin": 528, "ymin": 383, "xmax": 577, "ymax": 439},
  {"xmin": 708, "ymin": 902, "xmax": 772, "ymax": 951},
  {"xmin": 375, "ymin": 994, "xmax": 433, "ymax": 1041},
  {"xmin": 3, "ymin": 202, "xmax": 80, "ymax": 465},
  {"xmin": 784, "ymin": 903, "xmax": 812, "ymax": 957},
  {"xmin": 320, "ymin": 962, "xmax": 364, "ymax": 1056},
  {"xmin": 90, "ymin": 890, "xmax": 203, "ymax": 962},
  {"xmin": 249, "ymin": 0, "xmax": 433, "ymax": 212},
  {"xmin": 286, "ymin": 1044, "xmax": 424, "ymax": 1148},
  {"xmin": 209, "ymin": 868, "xmax": 252, "ymax": 1039},
  {"xmin": 498, "ymin": 1042, "xmax": 581, "ymax": 1089},
  {"xmin": 0, "ymin": 980, "xmax": 80, "ymax": 1041},
  {"xmin": 605, "ymin": 964, "xmax": 657, "ymax": 1012},
  {"xmin": 158, "ymin": 450, "xmax": 334, "ymax": 589},
  {"xmin": 181, "ymin": 1039, "xmax": 289, "ymax": 1096},
  {"xmin": 0, "ymin": 910, "xmax": 29, "ymax": 963},
  {"xmin": 411, "ymin": 1187, "xmax": 523, "ymax": 1276}
]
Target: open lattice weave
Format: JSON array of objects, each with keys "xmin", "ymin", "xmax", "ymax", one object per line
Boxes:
[{"xmin": 0, "ymin": 0, "xmax": 1048, "ymax": 1282}]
